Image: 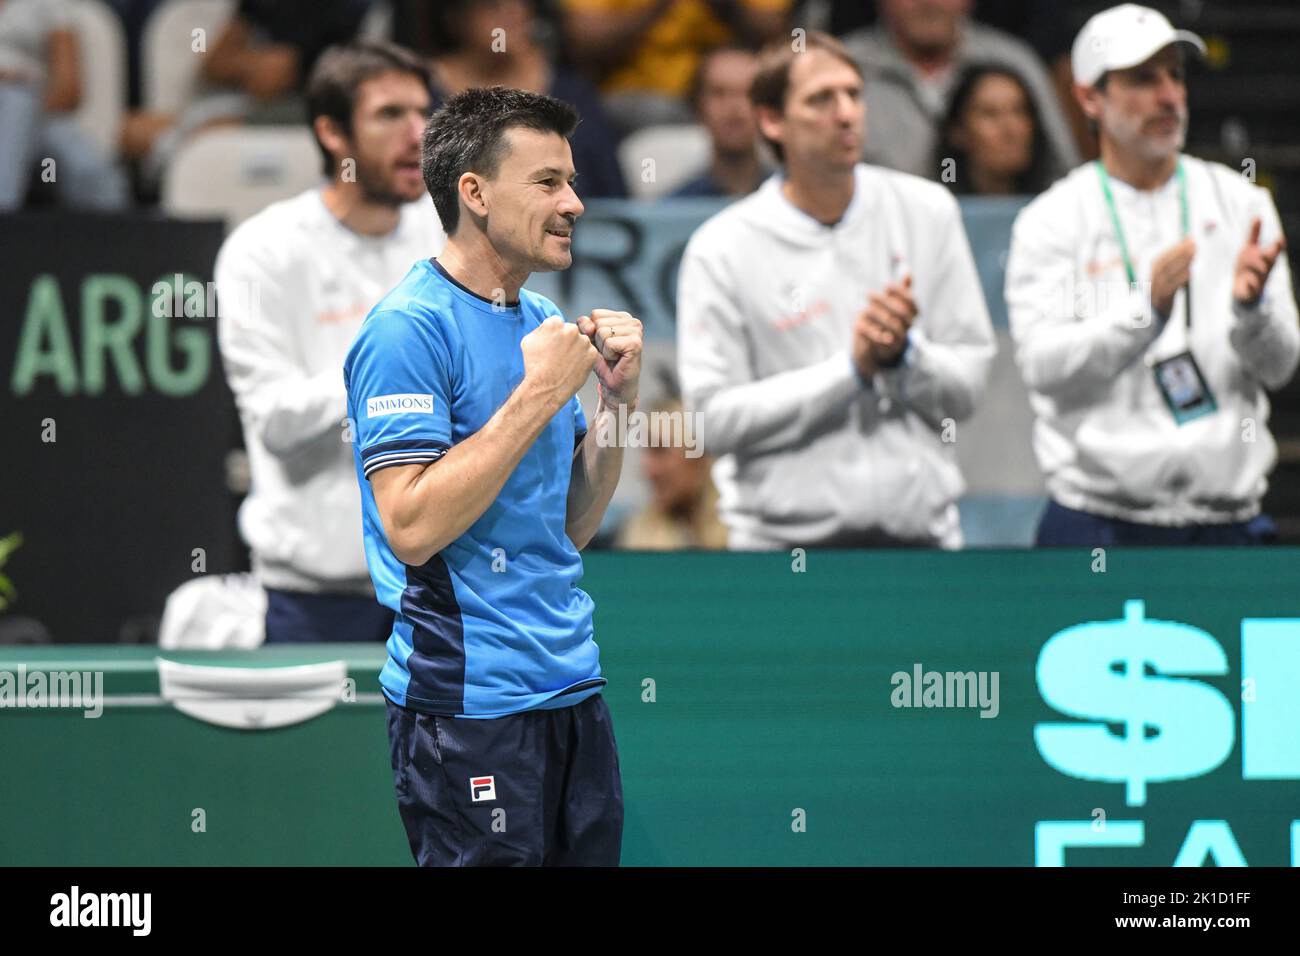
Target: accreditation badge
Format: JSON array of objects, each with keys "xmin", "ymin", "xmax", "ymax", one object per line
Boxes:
[{"xmin": 1152, "ymin": 351, "xmax": 1218, "ymax": 425}]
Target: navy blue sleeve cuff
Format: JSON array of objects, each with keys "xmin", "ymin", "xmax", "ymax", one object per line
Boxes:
[{"xmin": 361, "ymin": 439, "xmax": 449, "ymax": 479}]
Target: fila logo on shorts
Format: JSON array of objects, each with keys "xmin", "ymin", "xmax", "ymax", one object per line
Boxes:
[{"xmin": 470, "ymin": 775, "xmax": 497, "ymax": 802}]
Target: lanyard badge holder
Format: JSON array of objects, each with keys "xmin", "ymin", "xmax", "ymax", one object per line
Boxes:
[
  {"xmin": 1096, "ymin": 160, "xmax": 1217, "ymax": 425},
  {"xmin": 1151, "ymin": 351, "xmax": 1217, "ymax": 423}
]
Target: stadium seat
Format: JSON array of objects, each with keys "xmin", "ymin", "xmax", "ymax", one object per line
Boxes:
[
  {"xmin": 161, "ymin": 125, "xmax": 323, "ymax": 227},
  {"xmin": 618, "ymin": 124, "xmax": 712, "ymax": 200},
  {"xmin": 361, "ymin": 1, "xmax": 394, "ymax": 41},
  {"xmin": 0, "ymin": 616, "xmax": 53, "ymax": 645},
  {"xmin": 142, "ymin": 0, "xmax": 235, "ymax": 114},
  {"xmin": 145, "ymin": 0, "xmax": 393, "ymax": 113},
  {"xmin": 68, "ymin": 0, "xmax": 127, "ymax": 158}
]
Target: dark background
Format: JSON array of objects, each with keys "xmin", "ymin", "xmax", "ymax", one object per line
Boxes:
[{"xmin": 0, "ymin": 214, "xmax": 244, "ymax": 644}]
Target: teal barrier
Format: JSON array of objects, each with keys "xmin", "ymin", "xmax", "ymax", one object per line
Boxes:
[{"xmin": 1, "ymin": 550, "xmax": 1296, "ymax": 865}]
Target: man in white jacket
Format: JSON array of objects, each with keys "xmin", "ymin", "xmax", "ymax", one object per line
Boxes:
[
  {"xmin": 1005, "ymin": 5, "xmax": 1298, "ymax": 546},
  {"xmin": 216, "ymin": 42, "xmax": 445, "ymax": 641},
  {"xmin": 676, "ymin": 30, "xmax": 995, "ymax": 549}
]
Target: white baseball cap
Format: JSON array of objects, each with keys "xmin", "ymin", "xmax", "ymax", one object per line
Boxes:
[{"xmin": 1072, "ymin": 4, "xmax": 1206, "ymax": 88}]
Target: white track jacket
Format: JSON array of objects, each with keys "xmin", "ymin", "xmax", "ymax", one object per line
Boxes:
[
  {"xmin": 216, "ymin": 189, "xmax": 445, "ymax": 593},
  {"xmin": 677, "ymin": 164, "xmax": 996, "ymax": 548},
  {"xmin": 1006, "ymin": 156, "xmax": 1299, "ymax": 525}
]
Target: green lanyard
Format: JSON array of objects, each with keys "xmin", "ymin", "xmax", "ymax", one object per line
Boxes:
[{"xmin": 1095, "ymin": 159, "xmax": 1189, "ymax": 287}]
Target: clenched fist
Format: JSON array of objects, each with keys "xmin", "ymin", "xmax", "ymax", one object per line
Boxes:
[
  {"xmin": 521, "ymin": 315, "xmax": 598, "ymax": 410},
  {"xmin": 576, "ymin": 308, "xmax": 643, "ymax": 409}
]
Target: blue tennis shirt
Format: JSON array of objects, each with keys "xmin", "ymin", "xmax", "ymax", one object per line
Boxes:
[{"xmin": 343, "ymin": 257, "xmax": 604, "ymax": 718}]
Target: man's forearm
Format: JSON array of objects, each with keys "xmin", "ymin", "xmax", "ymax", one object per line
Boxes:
[
  {"xmin": 566, "ymin": 401, "xmax": 626, "ymax": 549},
  {"xmin": 44, "ymin": 31, "xmax": 81, "ymax": 112},
  {"xmin": 241, "ymin": 368, "xmax": 347, "ymax": 455},
  {"xmin": 871, "ymin": 333, "xmax": 995, "ymax": 428},
  {"xmin": 1230, "ymin": 294, "xmax": 1300, "ymax": 390},
  {"xmin": 382, "ymin": 380, "xmax": 565, "ymax": 565},
  {"xmin": 1009, "ymin": 288, "xmax": 1162, "ymax": 398},
  {"xmin": 685, "ymin": 349, "xmax": 861, "ymax": 457},
  {"xmin": 203, "ymin": 19, "xmax": 252, "ymax": 85}
]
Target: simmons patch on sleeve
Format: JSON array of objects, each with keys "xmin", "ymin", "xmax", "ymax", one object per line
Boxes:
[{"xmin": 366, "ymin": 393, "xmax": 435, "ymax": 418}]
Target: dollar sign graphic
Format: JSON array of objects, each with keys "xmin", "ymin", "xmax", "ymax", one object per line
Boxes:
[{"xmin": 1034, "ymin": 600, "xmax": 1233, "ymax": 806}]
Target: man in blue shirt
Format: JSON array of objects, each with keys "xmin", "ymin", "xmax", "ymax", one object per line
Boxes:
[{"xmin": 343, "ymin": 87, "xmax": 642, "ymax": 865}]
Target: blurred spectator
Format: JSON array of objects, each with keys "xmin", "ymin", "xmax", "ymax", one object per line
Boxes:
[
  {"xmin": 0, "ymin": 0, "xmax": 129, "ymax": 210},
  {"xmin": 841, "ymin": 0, "xmax": 1077, "ymax": 182},
  {"xmin": 428, "ymin": 0, "xmax": 625, "ymax": 197},
  {"xmin": 203, "ymin": 0, "xmax": 374, "ymax": 120},
  {"xmin": 617, "ymin": 399, "xmax": 729, "ymax": 548},
  {"xmin": 808, "ymin": 0, "xmax": 1080, "ymax": 81},
  {"xmin": 934, "ymin": 63, "xmax": 1052, "ymax": 195},
  {"xmin": 966, "ymin": 0, "xmax": 1094, "ymax": 158},
  {"xmin": 676, "ymin": 32, "xmax": 994, "ymax": 549},
  {"xmin": 669, "ymin": 44, "xmax": 770, "ymax": 198},
  {"xmin": 811, "ymin": 0, "xmax": 876, "ymax": 36},
  {"xmin": 558, "ymin": 0, "xmax": 791, "ymax": 138},
  {"xmin": 215, "ymin": 42, "xmax": 445, "ymax": 643},
  {"xmin": 121, "ymin": 0, "xmax": 371, "ymax": 189},
  {"xmin": 1006, "ymin": 6, "xmax": 1297, "ymax": 546}
]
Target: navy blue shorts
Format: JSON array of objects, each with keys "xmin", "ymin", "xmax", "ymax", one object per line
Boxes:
[
  {"xmin": 264, "ymin": 588, "xmax": 393, "ymax": 643},
  {"xmin": 1035, "ymin": 500, "xmax": 1277, "ymax": 548},
  {"xmin": 384, "ymin": 693, "xmax": 623, "ymax": 866}
]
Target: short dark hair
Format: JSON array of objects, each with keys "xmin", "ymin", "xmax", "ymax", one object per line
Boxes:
[
  {"xmin": 306, "ymin": 41, "xmax": 432, "ymax": 177},
  {"xmin": 421, "ymin": 86, "xmax": 580, "ymax": 234},
  {"xmin": 688, "ymin": 43, "xmax": 759, "ymax": 111},
  {"xmin": 750, "ymin": 31, "xmax": 863, "ymax": 163}
]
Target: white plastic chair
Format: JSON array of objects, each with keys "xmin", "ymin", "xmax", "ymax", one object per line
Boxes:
[
  {"xmin": 145, "ymin": 0, "xmax": 394, "ymax": 113},
  {"xmin": 161, "ymin": 124, "xmax": 323, "ymax": 227},
  {"xmin": 618, "ymin": 124, "xmax": 712, "ymax": 199},
  {"xmin": 361, "ymin": 1, "xmax": 393, "ymax": 41},
  {"xmin": 141, "ymin": 0, "xmax": 235, "ymax": 113},
  {"xmin": 67, "ymin": 0, "xmax": 127, "ymax": 157}
]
